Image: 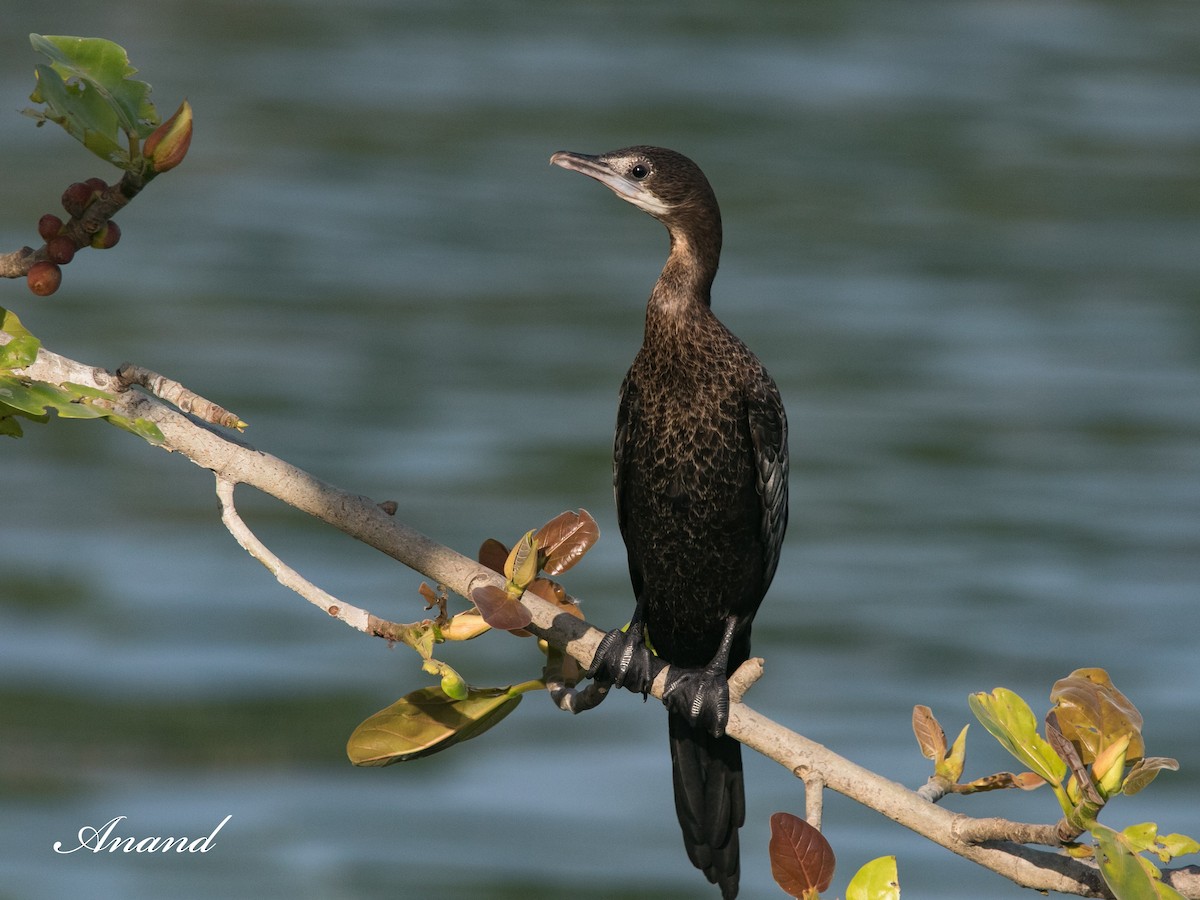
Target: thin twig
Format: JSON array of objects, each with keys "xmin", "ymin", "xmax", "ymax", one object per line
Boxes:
[
  {"xmin": 215, "ymin": 476, "xmax": 371, "ymax": 632},
  {"xmin": 118, "ymin": 362, "xmax": 246, "ymax": 429},
  {"xmin": 799, "ymin": 769, "xmax": 825, "ymax": 831}
]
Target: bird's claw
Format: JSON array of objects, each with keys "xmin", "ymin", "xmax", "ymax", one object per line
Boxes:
[
  {"xmin": 587, "ymin": 626, "xmax": 655, "ymax": 696},
  {"xmin": 662, "ymin": 665, "xmax": 730, "ymax": 738}
]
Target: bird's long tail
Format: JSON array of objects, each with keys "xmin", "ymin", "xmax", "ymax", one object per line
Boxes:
[{"xmin": 668, "ymin": 710, "xmax": 745, "ymax": 899}]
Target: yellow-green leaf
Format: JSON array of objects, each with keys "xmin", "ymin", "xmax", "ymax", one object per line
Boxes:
[
  {"xmin": 1094, "ymin": 733, "xmax": 1132, "ymax": 798},
  {"xmin": 0, "ymin": 308, "xmax": 40, "ymax": 369},
  {"xmin": 969, "ymin": 688, "xmax": 1067, "ymax": 786},
  {"xmin": 1154, "ymin": 883, "xmax": 1188, "ymax": 900},
  {"xmin": 421, "ymin": 658, "xmax": 468, "ymax": 701},
  {"xmin": 346, "ymin": 685, "xmax": 521, "ymax": 766},
  {"xmin": 504, "ymin": 530, "xmax": 539, "ymax": 589},
  {"xmin": 845, "ymin": 855, "xmax": 899, "ymax": 900},
  {"xmin": 1121, "ymin": 823, "xmax": 1159, "ymax": 855},
  {"xmin": 1157, "ymin": 832, "xmax": 1200, "ymax": 863},
  {"xmin": 939, "ymin": 724, "xmax": 969, "ymax": 783},
  {"xmin": 1093, "ymin": 824, "xmax": 1160, "ymax": 900}
]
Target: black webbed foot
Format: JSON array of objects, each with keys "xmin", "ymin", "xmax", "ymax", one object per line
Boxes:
[
  {"xmin": 587, "ymin": 626, "xmax": 656, "ymax": 696},
  {"xmin": 662, "ymin": 663, "xmax": 731, "ymax": 738}
]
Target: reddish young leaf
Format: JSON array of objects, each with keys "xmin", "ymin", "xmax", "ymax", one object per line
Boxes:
[
  {"xmin": 954, "ymin": 770, "xmax": 1046, "ymax": 794},
  {"xmin": 418, "ymin": 581, "xmax": 439, "ymax": 608},
  {"xmin": 535, "ymin": 508, "xmax": 600, "ymax": 576},
  {"xmin": 470, "ymin": 584, "xmax": 532, "ymax": 631},
  {"xmin": 1011, "ymin": 771, "xmax": 1049, "ymax": 790},
  {"xmin": 143, "ymin": 99, "xmax": 193, "ymax": 174},
  {"xmin": 529, "ymin": 577, "xmax": 584, "ymax": 620},
  {"xmin": 912, "ymin": 705, "xmax": 947, "ymax": 762},
  {"xmin": 769, "ymin": 812, "xmax": 836, "ymax": 898},
  {"xmin": 478, "ymin": 538, "xmax": 509, "ymax": 575}
]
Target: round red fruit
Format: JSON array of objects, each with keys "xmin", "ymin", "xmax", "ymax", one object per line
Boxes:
[
  {"xmin": 61, "ymin": 182, "xmax": 92, "ymax": 218},
  {"xmin": 91, "ymin": 221, "xmax": 122, "ymax": 250},
  {"xmin": 38, "ymin": 213, "xmax": 64, "ymax": 242},
  {"xmin": 46, "ymin": 236, "xmax": 77, "ymax": 265},
  {"xmin": 27, "ymin": 261, "xmax": 62, "ymax": 297},
  {"xmin": 84, "ymin": 177, "xmax": 108, "ymax": 196}
]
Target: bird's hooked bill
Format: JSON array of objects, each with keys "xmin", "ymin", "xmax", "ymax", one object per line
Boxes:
[{"xmin": 550, "ymin": 150, "xmax": 671, "ymax": 217}]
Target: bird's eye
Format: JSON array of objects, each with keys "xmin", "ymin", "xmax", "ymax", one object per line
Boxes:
[{"xmin": 630, "ymin": 163, "xmax": 649, "ymax": 180}]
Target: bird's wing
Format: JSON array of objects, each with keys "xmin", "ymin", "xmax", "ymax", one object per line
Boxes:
[
  {"xmin": 747, "ymin": 374, "xmax": 789, "ymax": 593},
  {"xmin": 613, "ymin": 372, "xmax": 643, "ymax": 595}
]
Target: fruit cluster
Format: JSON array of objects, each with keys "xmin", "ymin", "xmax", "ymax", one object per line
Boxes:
[{"xmin": 26, "ymin": 178, "xmax": 122, "ymax": 297}]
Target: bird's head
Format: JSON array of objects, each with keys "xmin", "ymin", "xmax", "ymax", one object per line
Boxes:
[{"xmin": 550, "ymin": 145, "xmax": 720, "ymax": 228}]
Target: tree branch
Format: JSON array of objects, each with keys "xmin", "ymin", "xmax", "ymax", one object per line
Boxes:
[
  {"xmin": 8, "ymin": 336, "xmax": 1199, "ymax": 899},
  {"xmin": 1, "ymin": 169, "xmax": 146, "ymax": 280}
]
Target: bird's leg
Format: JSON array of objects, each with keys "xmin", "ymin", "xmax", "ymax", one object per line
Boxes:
[
  {"xmin": 586, "ymin": 597, "xmax": 657, "ymax": 697},
  {"xmin": 661, "ymin": 615, "xmax": 739, "ymax": 738}
]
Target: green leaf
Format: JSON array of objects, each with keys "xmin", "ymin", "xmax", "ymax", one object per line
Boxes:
[
  {"xmin": 939, "ymin": 724, "xmax": 969, "ymax": 783},
  {"xmin": 1156, "ymin": 832, "xmax": 1200, "ymax": 863},
  {"xmin": 103, "ymin": 413, "xmax": 164, "ymax": 444},
  {"xmin": 0, "ymin": 336, "xmax": 41, "ymax": 370},
  {"xmin": 26, "ymin": 34, "xmax": 160, "ymax": 168},
  {"xmin": 1, "ymin": 308, "xmax": 42, "ymax": 369},
  {"xmin": 346, "ymin": 685, "xmax": 522, "ymax": 766},
  {"xmin": 0, "ymin": 374, "xmax": 164, "ymax": 443},
  {"xmin": 969, "ymin": 688, "xmax": 1067, "ymax": 786},
  {"xmin": 504, "ymin": 529, "xmax": 540, "ymax": 589},
  {"xmin": 0, "ymin": 375, "xmax": 93, "ymax": 418},
  {"xmin": 1093, "ymin": 824, "xmax": 1160, "ymax": 900},
  {"xmin": 1154, "ymin": 883, "xmax": 1188, "ymax": 900},
  {"xmin": 421, "ymin": 658, "xmax": 468, "ymax": 701},
  {"xmin": 1121, "ymin": 823, "xmax": 1160, "ymax": 856},
  {"xmin": 845, "ymin": 855, "xmax": 899, "ymax": 900}
]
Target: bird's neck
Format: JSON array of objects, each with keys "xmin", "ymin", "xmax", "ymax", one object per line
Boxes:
[{"xmin": 646, "ymin": 219, "xmax": 722, "ymax": 330}]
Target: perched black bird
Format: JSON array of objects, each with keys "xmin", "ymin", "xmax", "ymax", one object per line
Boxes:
[{"xmin": 550, "ymin": 146, "xmax": 788, "ymax": 898}]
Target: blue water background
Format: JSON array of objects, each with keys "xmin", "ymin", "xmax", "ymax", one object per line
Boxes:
[{"xmin": 2, "ymin": 2, "xmax": 1199, "ymax": 897}]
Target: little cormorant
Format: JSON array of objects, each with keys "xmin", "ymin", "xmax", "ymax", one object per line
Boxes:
[{"xmin": 550, "ymin": 146, "xmax": 789, "ymax": 899}]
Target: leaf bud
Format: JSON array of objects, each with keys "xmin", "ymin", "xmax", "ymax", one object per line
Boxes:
[
  {"xmin": 143, "ymin": 99, "xmax": 193, "ymax": 174},
  {"xmin": 1092, "ymin": 734, "xmax": 1132, "ymax": 799}
]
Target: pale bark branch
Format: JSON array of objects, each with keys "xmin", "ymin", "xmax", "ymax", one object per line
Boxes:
[
  {"xmin": 120, "ymin": 363, "xmax": 246, "ymax": 429},
  {"xmin": 215, "ymin": 476, "xmax": 370, "ymax": 632},
  {"xmin": 8, "ymin": 336, "xmax": 1200, "ymax": 899}
]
